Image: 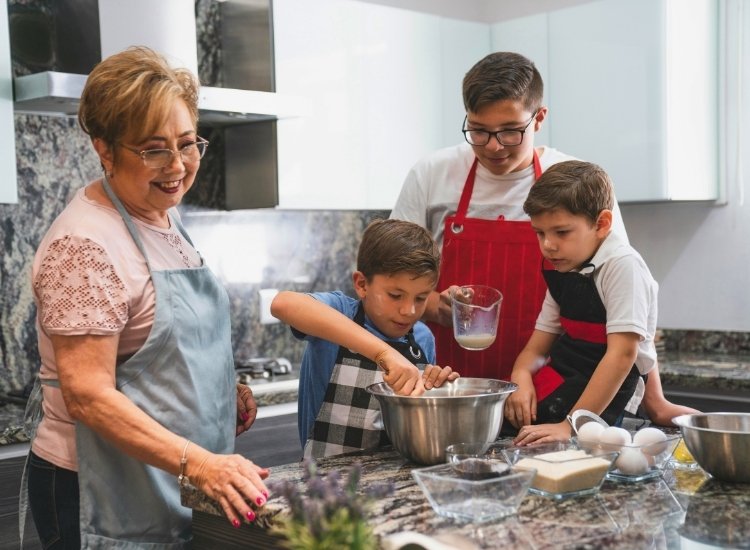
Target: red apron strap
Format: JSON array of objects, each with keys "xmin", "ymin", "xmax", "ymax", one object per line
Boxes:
[
  {"xmin": 458, "ymin": 150, "xmax": 541, "ymax": 224},
  {"xmin": 532, "ymin": 149, "xmax": 542, "ymax": 181},
  {"xmin": 454, "ymin": 158, "xmax": 479, "ymax": 226}
]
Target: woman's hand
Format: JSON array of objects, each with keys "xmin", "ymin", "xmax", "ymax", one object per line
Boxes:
[
  {"xmin": 378, "ymin": 348, "xmax": 425, "ymax": 396},
  {"xmin": 421, "ymin": 364, "xmax": 460, "ymax": 390},
  {"xmin": 192, "ymin": 452, "xmax": 270, "ymax": 527},
  {"xmin": 236, "ymin": 384, "xmax": 258, "ymax": 436},
  {"xmin": 513, "ymin": 420, "xmax": 572, "ymax": 446}
]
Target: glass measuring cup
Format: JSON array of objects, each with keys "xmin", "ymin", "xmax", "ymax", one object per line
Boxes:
[{"xmin": 451, "ymin": 285, "xmax": 503, "ymax": 351}]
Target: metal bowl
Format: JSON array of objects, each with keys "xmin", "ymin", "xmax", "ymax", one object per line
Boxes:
[
  {"xmin": 672, "ymin": 413, "xmax": 750, "ymax": 483},
  {"xmin": 366, "ymin": 378, "xmax": 517, "ymax": 465}
]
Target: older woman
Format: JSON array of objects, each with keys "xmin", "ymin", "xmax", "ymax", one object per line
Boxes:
[{"xmin": 27, "ymin": 47, "xmax": 267, "ymax": 548}]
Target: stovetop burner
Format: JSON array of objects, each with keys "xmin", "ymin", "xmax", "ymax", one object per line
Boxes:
[{"xmin": 235, "ymin": 357, "xmax": 293, "ymax": 384}]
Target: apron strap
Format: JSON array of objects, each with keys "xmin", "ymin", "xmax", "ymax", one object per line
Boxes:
[
  {"xmin": 453, "ymin": 158, "xmax": 479, "ymax": 226},
  {"xmin": 404, "ymin": 330, "xmax": 424, "ymax": 362},
  {"xmin": 18, "ymin": 454, "xmax": 31, "ymax": 549},
  {"xmin": 170, "ymin": 210, "xmax": 196, "ymax": 248},
  {"xmin": 453, "ymin": 149, "xmax": 543, "ymax": 230},
  {"xmin": 355, "ymin": 303, "xmax": 424, "ymax": 362},
  {"xmin": 532, "ymin": 148, "xmax": 543, "ymax": 180},
  {"xmin": 101, "ymin": 175, "xmax": 154, "ymax": 271},
  {"xmin": 101, "ymin": 175, "xmax": 200, "ymax": 269},
  {"xmin": 19, "ymin": 377, "xmax": 61, "ymax": 549}
]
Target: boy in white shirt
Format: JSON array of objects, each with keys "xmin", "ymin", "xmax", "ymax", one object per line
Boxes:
[{"xmin": 506, "ymin": 161, "xmax": 658, "ymax": 444}]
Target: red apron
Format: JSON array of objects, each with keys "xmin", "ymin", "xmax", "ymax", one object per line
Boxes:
[{"xmin": 431, "ymin": 152, "xmax": 546, "ymax": 380}]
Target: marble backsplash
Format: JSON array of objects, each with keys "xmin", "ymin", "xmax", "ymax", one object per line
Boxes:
[
  {"xmin": 661, "ymin": 330, "xmax": 750, "ymax": 355},
  {"xmin": 0, "ymin": 112, "xmax": 387, "ymax": 394}
]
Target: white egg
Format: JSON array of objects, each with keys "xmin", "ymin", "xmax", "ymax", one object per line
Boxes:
[
  {"xmin": 577, "ymin": 421, "xmax": 605, "ymax": 443},
  {"xmin": 615, "ymin": 447, "xmax": 650, "ymax": 475},
  {"xmin": 632, "ymin": 427, "xmax": 668, "ymax": 456},
  {"xmin": 599, "ymin": 426, "xmax": 632, "ymax": 448}
]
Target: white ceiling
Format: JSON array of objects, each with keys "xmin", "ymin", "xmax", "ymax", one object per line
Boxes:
[{"xmin": 348, "ymin": 0, "xmax": 600, "ymax": 22}]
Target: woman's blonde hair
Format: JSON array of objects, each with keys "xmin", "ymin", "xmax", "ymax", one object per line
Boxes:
[{"xmin": 78, "ymin": 46, "xmax": 199, "ymax": 147}]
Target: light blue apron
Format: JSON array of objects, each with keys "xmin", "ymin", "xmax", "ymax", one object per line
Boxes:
[{"xmin": 73, "ymin": 178, "xmax": 235, "ymax": 548}]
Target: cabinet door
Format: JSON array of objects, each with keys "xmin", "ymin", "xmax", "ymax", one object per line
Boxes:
[
  {"xmin": 548, "ymin": 0, "xmax": 669, "ymax": 202},
  {"xmin": 273, "ymin": 0, "xmax": 488, "ymax": 209},
  {"xmin": 550, "ymin": 0, "xmax": 718, "ymax": 202},
  {"xmin": 1, "ymin": 5, "xmax": 17, "ymax": 204},
  {"xmin": 492, "ymin": 0, "xmax": 718, "ymax": 203}
]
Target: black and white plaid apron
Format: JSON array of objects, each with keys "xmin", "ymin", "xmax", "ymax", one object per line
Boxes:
[{"xmin": 304, "ymin": 303, "xmax": 426, "ymax": 458}]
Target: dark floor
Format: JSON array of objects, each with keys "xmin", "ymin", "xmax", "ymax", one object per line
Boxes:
[{"xmin": 0, "ymin": 413, "xmax": 300, "ymax": 550}]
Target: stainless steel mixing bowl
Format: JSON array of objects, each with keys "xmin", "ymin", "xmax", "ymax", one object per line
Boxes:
[
  {"xmin": 672, "ymin": 413, "xmax": 750, "ymax": 483},
  {"xmin": 367, "ymin": 378, "xmax": 517, "ymax": 465}
]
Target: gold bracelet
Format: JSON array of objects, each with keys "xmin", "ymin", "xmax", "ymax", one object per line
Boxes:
[
  {"xmin": 178, "ymin": 439, "xmax": 191, "ymax": 487},
  {"xmin": 374, "ymin": 349, "xmax": 390, "ymax": 375}
]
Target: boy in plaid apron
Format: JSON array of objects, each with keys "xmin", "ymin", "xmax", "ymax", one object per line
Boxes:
[{"xmin": 272, "ymin": 219, "xmax": 460, "ymax": 458}]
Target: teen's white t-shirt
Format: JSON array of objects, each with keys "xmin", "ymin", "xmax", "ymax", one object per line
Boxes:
[{"xmin": 391, "ymin": 143, "xmax": 629, "ymax": 247}]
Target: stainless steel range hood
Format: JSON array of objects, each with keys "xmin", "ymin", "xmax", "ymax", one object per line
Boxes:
[{"xmin": 13, "ymin": 71, "xmax": 304, "ymax": 126}]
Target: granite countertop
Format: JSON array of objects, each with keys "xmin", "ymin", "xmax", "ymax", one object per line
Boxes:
[
  {"xmin": 658, "ymin": 351, "xmax": 750, "ymax": 392},
  {"xmin": 182, "ymin": 443, "xmax": 750, "ymax": 549}
]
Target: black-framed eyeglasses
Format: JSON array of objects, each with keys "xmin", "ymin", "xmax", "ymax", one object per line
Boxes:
[
  {"xmin": 120, "ymin": 137, "xmax": 209, "ymax": 169},
  {"xmin": 462, "ymin": 111, "xmax": 538, "ymax": 147}
]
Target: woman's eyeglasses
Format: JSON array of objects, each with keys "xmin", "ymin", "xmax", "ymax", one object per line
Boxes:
[{"xmin": 120, "ymin": 137, "xmax": 209, "ymax": 169}]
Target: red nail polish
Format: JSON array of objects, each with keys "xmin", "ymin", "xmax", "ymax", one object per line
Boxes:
[
  {"xmin": 241, "ymin": 412, "xmax": 250, "ymax": 422},
  {"xmin": 256, "ymin": 496, "xmax": 265, "ymax": 506},
  {"xmin": 262, "ymin": 490, "xmax": 268, "ymax": 499},
  {"xmin": 247, "ymin": 510, "xmax": 256, "ymax": 522},
  {"xmin": 232, "ymin": 519, "xmax": 240, "ymax": 528}
]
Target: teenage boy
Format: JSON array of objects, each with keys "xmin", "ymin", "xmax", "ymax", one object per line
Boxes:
[
  {"xmin": 391, "ymin": 51, "xmax": 696, "ymax": 426},
  {"xmin": 271, "ymin": 219, "xmax": 459, "ymax": 458},
  {"xmin": 508, "ymin": 161, "xmax": 656, "ymax": 444}
]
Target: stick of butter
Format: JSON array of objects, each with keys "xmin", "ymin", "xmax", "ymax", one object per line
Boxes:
[{"xmin": 515, "ymin": 449, "xmax": 612, "ymax": 494}]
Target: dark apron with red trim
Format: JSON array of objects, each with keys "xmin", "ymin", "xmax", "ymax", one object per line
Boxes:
[
  {"xmin": 304, "ymin": 303, "xmax": 426, "ymax": 458},
  {"xmin": 533, "ymin": 262, "xmax": 639, "ymax": 426},
  {"xmin": 431, "ymin": 152, "xmax": 546, "ymax": 380}
]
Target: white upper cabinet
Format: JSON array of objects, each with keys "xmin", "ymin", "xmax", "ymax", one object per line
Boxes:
[
  {"xmin": 274, "ymin": 0, "xmax": 719, "ymax": 208},
  {"xmin": 1, "ymin": 4, "xmax": 17, "ymax": 204},
  {"xmin": 273, "ymin": 0, "xmax": 489, "ymax": 209},
  {"xmin": 493, "ymin": 0, "xmax": 719, "ymax": 202}
]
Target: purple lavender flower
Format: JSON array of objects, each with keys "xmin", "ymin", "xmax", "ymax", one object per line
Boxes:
[{"xmin": 270, "ymin": 460, "xmax": 395, "ymax": 535}]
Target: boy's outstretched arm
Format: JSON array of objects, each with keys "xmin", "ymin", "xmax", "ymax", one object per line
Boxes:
[
  {"xmin": 515, "ymin": 332, "xmax": 639, "ymax": 445},
  {"xmin": 271, "ymin": 291, "xmax": 425, "ymax": 396},
  {"xmin": 505, "ymin": 330, "xmax": 557, "ymax": 429}
]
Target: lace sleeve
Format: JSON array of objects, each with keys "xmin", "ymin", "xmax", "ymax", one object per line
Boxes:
[{"xmin": 34, "ymin": 235, "xmax": 129, "ymax": 333}]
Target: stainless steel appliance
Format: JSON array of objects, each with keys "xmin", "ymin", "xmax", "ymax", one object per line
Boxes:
[
  {"xmin": 10, "ymin": 0, "xmax": 299, "ymax": 210},
  {"xmin": 235, "ymin": 357, "xmax": 293, "ymax": 384}
]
